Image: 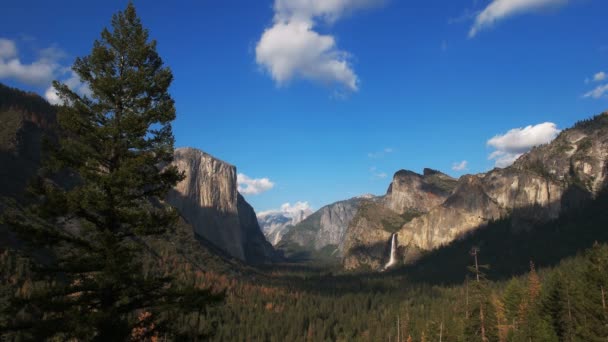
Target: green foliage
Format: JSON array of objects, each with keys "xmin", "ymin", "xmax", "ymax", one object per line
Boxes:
[
  {"xmin": 1, "ymin": 3, "xmax": 220, "ymax": 340},
  {"xmin": 577, "ymin": 137, "xmax": 593, "ymax": 152},
  {"xmin": 573, "ymin": 111, "xmax": 608, "ymax": 130}
]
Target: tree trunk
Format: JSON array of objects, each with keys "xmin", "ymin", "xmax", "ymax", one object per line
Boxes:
[{"xmin": 601, "ymin": 285, "xmax": 606, "ymax": 311}]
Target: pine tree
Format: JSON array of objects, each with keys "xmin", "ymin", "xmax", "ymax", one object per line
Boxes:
[
  {"xmin": 502, "ymin": 278, "xmax": 524, "ymax": 335},
  {"xmin": 2, "ymin": 3, "xmax": 220, "ymax": 340},
  {"xmin": 464, "ymin": 248, "xmax": 499, "ymax": 342},
  {"xmin": 512, "ymin": 262, "xmax": 557, "ymax": 341},
  {"xmin": 579, "ymin": 243, "xmax": 608, "ymax": 340},
  {"xmin": 543, "ymin": 272, "xmax": 576, "ymax": 342}
]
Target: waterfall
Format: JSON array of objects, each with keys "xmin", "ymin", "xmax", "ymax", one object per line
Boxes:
[{"xmin": 384, "ymin": 233, "xmax": 397, "ymax": 270}]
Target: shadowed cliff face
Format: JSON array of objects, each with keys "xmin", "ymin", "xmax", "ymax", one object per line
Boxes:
[
  {"xmin": 343, "ymin": 112, "xmax": 608, "ymax": 270},
  {"xmin": 277, "ymin": 196, "xmax": 374, "ymax": 260},
  {"xmin": 390, "ymin": 112, "xmax": 608, "ymax": 262},
  {"xmin": 167, "ymin": 148, "xmax": 275, "ymax": 263},
  {"xmin": 237, "ymin": 194, "xmax": 277, "ymax": 263},
  {"xmin": 0, "ymin": 84, "xmax": 56, "ymax": 200}
]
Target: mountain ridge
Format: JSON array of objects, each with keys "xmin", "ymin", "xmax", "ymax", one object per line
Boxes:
[{"xmin": 346, "ymin": 111, "xmax": 608, "ymax": 269}]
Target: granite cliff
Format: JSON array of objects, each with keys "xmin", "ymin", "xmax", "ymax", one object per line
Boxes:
[
  {"xmin": 0, "ymin": 83, "xmax": 56, "ymax": 199},
  {"xmin": 342, "ymin": 170, "xmax": 456, "ymax": 269},
  {"xmin": 257, "ymin": 204, "xmax": 312, "ymax": 246},
  {"xmin": 167, "ymin": 147, "xmax": 276, "ymax": 263},
  {"xmin": 343, "ymin": 112, "xmax": 608, "ymax": 270},
  {"xmin": 384, "ymin": 168, "xmax": 457, "ymax": 214},
  {"xmin": 276, "ymin": 195, "xmax": 376, "ymax": 261}
]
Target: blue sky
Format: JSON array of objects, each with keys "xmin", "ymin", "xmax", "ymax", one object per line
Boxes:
[{"xmin": 1, "ymin": 0, "xmax": 608, "ymax": 213}]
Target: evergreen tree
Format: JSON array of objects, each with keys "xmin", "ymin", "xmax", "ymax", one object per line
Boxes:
[
  {"xmin": 464, "ymin": 248, "xmax": 499, "ymax": 342},
  {"xmin": 543, "ymin": 272, "xmax": 577, "ymax": 342},
  {"xmin": 579, "ymin": 243, "xmax": 608, "ymax": 340},
  {"xmin": 511, "ymin": 262, "xmax": 557, "ymax": 342},
  {"xmin": 2, "ymin": 3, "xmax": 220, "ymax": 340}
]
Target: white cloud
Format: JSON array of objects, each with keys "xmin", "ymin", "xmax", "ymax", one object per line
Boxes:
[
  {"xmin": 45, "ymin": 70, "xmax": 92, "ymax": 105},
  {"xmin": 273, "ymin": 0, "xmax": 382, "ymax": 23},
  {"xmin": 487, "ymin": 122, "xmax": 560, "ymax": 167},
  {"xmin": 583, "ymin": 83, "xmax": 608, "ymax": 100},
  {"xmin": 593, "ymin": 71, "xmax": 606, "ymax": 82},
  {"xmin": 369, "ymin": 166, "xmax": 388, "ymax": 179},
  {"xmin": 0, "ymin": 38, "xmax": 63, "ymax": 86},
  {"xmin": 489, "ymin": 150, "xmax": 524, "ymax": 168},
  {"xmin": 258, "ymin": 201, "xmax": 313, "ymax": 217},
  {"xmin": 255, "ymin": 0, "xmax": 383, "ymax": 91},
  {"xmin": 452, "ymin": 160, "xmax": 468, "ymax": 171},
  {"xmin": 237, "ymin": 173, "xmax": 275, "ymax": 195},
  {"xmin": 469, "ymin": 0, "xmax": 568, "ymax": 38},
  {"xmin": 368, "ymin": 147, "xmax": 393, "ymax": 159},
  {"xmin": 0, "ymin": 39, "xmax": 17, "ymax": 59},
  {"xmin": 256, "ymin": 20, "xmax": 358, "ymax": 91},
  {"xmin": 0, "ymin": 37, "xmax": 90, "ymax": 104}
]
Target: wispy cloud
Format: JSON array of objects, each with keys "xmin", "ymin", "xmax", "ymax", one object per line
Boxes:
[
  {"xmin": 593, "ymin": 71, "xmax": 606, "ymax": 82},
  {"xmin": 237, "ymin": 173, "xmax": 275, "ymax": 195},
  {"xmin": 469, "ymin": 0, "xmax": 569, "ymax": 38},
  {"xmin": 585, "ymin": 71, "xmax": 606, "ymax": 84},
  {"xmin": 0, "ymin": 37, "xmax": 90, "ymax": 103},
  {"xmin": 583, "ymin": 84, "xmax": 608, "ymax": 100},
  {"xmin": 452, "ymin": 160, "xmax": 468, "ymax": 171},
  {"xmin": 369, "ymin": 166, "xmax": 388, "ymax": 179},
  {"xmin": 0, "ymin": 38, "xmax": 61, "ymax": 86},
  {"xmin": 368, "ymin": 147, "xmax": 393, "ymax": 159},
  {"xmin": 255, "ymin": 0, "xmax": 384, "ymax": 91},
  {"xmin": 448, "ymin": 8, "xmax": 479, "ymax": 25},
  {"xmin": 45, "ymin": 70, "xmax": 92, "ymax": 105},
  {"xmin": 258, "ymin": 201, "xmax": 313, "ymax": 218},
  {"xmin": 487, "ymin": 122, "xmax": 560, "ymax": 167}
]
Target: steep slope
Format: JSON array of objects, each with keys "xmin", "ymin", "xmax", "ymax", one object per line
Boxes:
[
  {"xmin": 276, "ymin": 195, "xmax": 375, "ymax": 261},
  {"xmin": 257, "ymin": 205, "xmax": 312, "ymax": 246},
  {"xmin": 276, "ymin": 169, "xmax": 457, "ymax": 264},
  {"xmin": 356, "ymin": 112, "xmax": 607, "ymax": 270},
  {"xmin": 384, "ymin": 168, "xmax": 457, "ymax": 214},
  {"xmin": 167, "ymin": 147, "xmax": 276, "ymax": 263},
  {"xmin": 342, "ymin": 170, "xmax": 456, "ymax": 269},
  {"xmin": 0, "ymin": 84, "xmax": 274, "ymax": 271},
  {"xmin": 341, "ymin": 112, "xmax": 608, "ymax": 270},
  {"xmin": 0, "ymin": 83, "xmax": 56, "ymax": 199}
]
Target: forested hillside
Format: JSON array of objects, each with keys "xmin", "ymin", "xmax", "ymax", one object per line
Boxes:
[{"xmin": 1, "ymin": 2, "xmax": 607, "ymax": 341}]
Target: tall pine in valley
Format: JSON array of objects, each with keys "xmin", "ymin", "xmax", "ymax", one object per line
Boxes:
[
  {"xmin": 464, "ymin": 248, "xmax": 499, "ymax": 342},
  {"xmin": 1, "ymin": 3, "xmax": 220, "ymax": 340}
]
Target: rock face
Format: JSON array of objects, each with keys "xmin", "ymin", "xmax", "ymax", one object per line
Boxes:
[
  {"xmin": 341, "ymin": 171, "xmax": 456, "ymax": 270},
  {"xmin": 384, "ymin": 169, "xmax": 457, "ymax": 214},
  {"xmin": 342, "ymin": 201, "xmax": 401, "ymax": 269},
  {"xmin": 343, "ymin": 112, "xmax": 608, "ymax": 270},
  {"xmin": 277, "ymin": 196, "xmax": 373, "ymax": 259},
  {"xmin": 258, "ymin": 206, "xmax": 312, "ymax": 246},
  {"xmin": 390, "ymin": 113, "xmax": 608, "ymax": 264},
  {"xmin": 167, "ymin": 148, "xmax": 275, "ymax": 263},
  {"xmin": 0, "ymin": 83, "xmax": 56, "ymax": 199}
]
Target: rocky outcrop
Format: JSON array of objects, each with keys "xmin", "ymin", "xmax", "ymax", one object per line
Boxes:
[
  {"xmin": 277, "ymin": 196, "xmax": 373, "ymax": 259},
  {"xmin": 258, "ymin": 213, "xmax": 293, "ymax": 246},
  {"xmin": 0, "ymin": 83, "xmax": 56, "ymax": 199},
  {"xmin": 384, "ymin": 168, "xmax": 457, "ymax": 214},
  {"xmin": 238, "ymin": 194, "xmax": 277, "ymax": 263},
  {"xmin": 341, "ymin": 170, "xmax": 457, "ymax": 270},
  {"xmin": 258, "ymin": 206, "xmax": 312, "ymax": 246},
  {"xmin": 167, "ymin": 147, "xmax": 275, "ymax": 263},
  {"xmin": 341, "ymin": 112, "xmax": 608, "ymax": 270},
  {"xmin": 391, "ymin": 112, "xmax": 608, "ymax": 262},
  {"xmin": 342, "ymin": 200, "xmax": 401, "ymax": 269}
]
